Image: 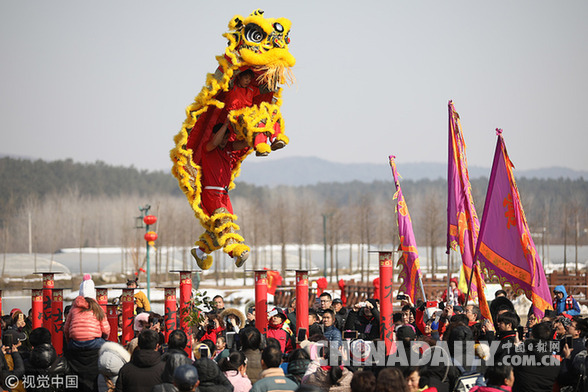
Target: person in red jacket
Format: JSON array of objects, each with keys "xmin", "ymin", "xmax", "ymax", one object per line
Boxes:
[
  {"xmin": 442, "ymin": 278, "xmax": 465, "ymax": 306},
  {"xmin": 196, "ymin": 313, "xmax": 225, "ymax": 343},
  {"xmin": 64, "ymin": 296, "xmax": 110, "ymax": 350},
  {"xmin": 266, "ymin": 308, "xmax": 293, "ymax": 355}
]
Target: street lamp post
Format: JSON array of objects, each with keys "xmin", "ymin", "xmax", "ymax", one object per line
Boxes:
[{"xmin": 135, "ymin": 205, "xmax": 157, "ymax": 302}]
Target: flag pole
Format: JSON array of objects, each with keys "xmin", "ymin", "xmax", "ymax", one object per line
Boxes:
[
  {"xmin": 446, "ymin": 251, "xmax": 452, "ymax": 303},
  {"xmin": 464, "ymin": 261, "xmax": 476, "ymax": 305},
  {"xmin": 419, "ymin": 274, "xmax": 428, "ymax": 303}
]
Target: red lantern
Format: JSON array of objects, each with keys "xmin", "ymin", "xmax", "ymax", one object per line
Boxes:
[
  {"xmin": 144, "ymin": 231, "xmax": 158, "ymax": 242},
  {"xmin": 143, "ymin": 215, "xmax": 157, "ymax": 226}
]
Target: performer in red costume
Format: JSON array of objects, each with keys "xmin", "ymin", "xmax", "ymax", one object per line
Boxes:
[
  {"xmin": 225, "ymin": 69, "xmax": 285, "ymax": 156},
  {"xmin": 191, "ymin": 119, "xmax": 250, "ymax": 267}
]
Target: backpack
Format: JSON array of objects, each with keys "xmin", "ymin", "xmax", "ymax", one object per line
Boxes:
[{"xmin": 453, "ymin": 362, "xmax": 485, "ymax": 392}]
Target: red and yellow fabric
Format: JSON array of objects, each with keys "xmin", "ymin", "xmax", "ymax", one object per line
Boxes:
[{"xmin": 170, "ymin": 9, "xmax": 295, "ymax": 267}]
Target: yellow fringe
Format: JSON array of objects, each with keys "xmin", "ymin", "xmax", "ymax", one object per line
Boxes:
[{"xmin": 170, "ymin": 11, "xmax": 296, "ymax": 268}]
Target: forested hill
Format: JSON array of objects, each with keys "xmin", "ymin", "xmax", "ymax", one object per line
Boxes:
[
  {"xmin": 1, "ymin": 157, "xmax": 587, "ymax": 252},
  {"xmin": 0, "ymin": 157, "xmax": 180, "ymax": 200},
  {"xmin": 1, "ymin": 156, "xmax": 587, "ymax": 215}
]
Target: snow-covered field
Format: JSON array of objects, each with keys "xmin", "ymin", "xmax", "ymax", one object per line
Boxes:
[{"xmin": 2, "ymin": 244, "xmax": 588, "ymax": 316}]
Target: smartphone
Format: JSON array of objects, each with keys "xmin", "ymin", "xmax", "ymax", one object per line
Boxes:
[
  {"xmin": 2, "ymin": 334, "xmax": 13, "ymax": 352},
  {"xmin": 566, "ymin": 336, "xmax": 573, "ymax": 349},
  {"xmin": 396, "ymin": 294, "xmax": 406, "ymax": 300},
  {"xmin": 343, "ymin": 330, "xmax": 358, "ymax": 340},
  {"xmin": 517, "ymin": 326, "xmax": 524, "ymax": 340},
  {"xmin": 199, "ymin": 346, "xmax": 209, "ymax": 359},
  {"xmin": 297, "ymin": 328, "xmax": 307, "ymax": 342},
  {"xmin": 226, "ymin": 332, "xmax": 236, "ymax": 349}
]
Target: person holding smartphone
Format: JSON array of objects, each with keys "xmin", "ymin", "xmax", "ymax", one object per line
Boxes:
[{"xmin": 1, "ymin": 331, "xmax": 25, "ymax": 391}]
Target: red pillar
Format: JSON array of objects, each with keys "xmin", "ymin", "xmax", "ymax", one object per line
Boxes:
[
  {"xmin": 31, "ymin": 289, "xmax": 44, "ymax": 329},
  {"xmin": 379, "ymin": 251, "xmax": 394, "ymax": 354},
  {"xmin": 255, "ymin": 270, "xmax": 268, "ymax": 335},
  {"xmin": 107, "ymin": 304, "xmax": 119, "ymax": 343},
  {"xmin": 178, "ymin": 272, "xmax": 193, "ymax": 356},
  {"xmin": 41, "ymin": 273, "xmax": 55, "ymax": 330},
  {"xmin": 96, "ymin": 288, "xmax": 108, "ymax": 313},
  {"xmin": 295, "ymin": 270, "xmax": 309, "ymax": 342},
  {"xmin": 121, "ymin": 288, "xmax": 135, "ymax": 346},
  {"xmin": 52, "ymin": 289, "xmax": 64, "ymax": 356},
  {"xmin": 163, "ymin": 287, "xmax": 177, "ymax": 342}
]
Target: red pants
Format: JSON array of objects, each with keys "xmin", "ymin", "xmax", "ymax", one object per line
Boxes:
[{"xmin": 201, "ymin": 188, "xmax": 233, "ymax": 216}]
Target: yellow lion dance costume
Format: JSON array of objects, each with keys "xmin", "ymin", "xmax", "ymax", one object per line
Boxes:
[{"xmin": 170, "ymin": 9, "xmax": 295, "ymax": 270}]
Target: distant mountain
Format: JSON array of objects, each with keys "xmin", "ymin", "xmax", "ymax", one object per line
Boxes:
[{"xmin": 237, "ymin": 157, "xmax": 587, "ymax": 186}]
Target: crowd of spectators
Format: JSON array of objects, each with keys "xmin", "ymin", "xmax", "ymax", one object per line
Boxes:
[{"xmin": 2, "ymin": 278, "xmax": 588, "ymax": 392}]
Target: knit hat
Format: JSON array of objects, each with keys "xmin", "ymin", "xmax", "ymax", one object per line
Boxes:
[{"xmin": 79, "ymin": 274, "xmax": 96, "ymax": 299}]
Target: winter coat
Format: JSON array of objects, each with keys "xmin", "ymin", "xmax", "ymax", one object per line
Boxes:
[
  {"xmin": 161, "ymin": 348, "xmax": 191, "ymax": 384},
  {"xmin": 304, "ymin": 366, "xmax": 353, "ymax": 392},
  {"xmin": 134, "ymin": 290, "xmax": 151, "ymax": 312},
  {"xmin": 512, "ymin": 339, "xmax": 560, "ymax": 392},
  {"xmin": 250, "ymin": 367, "xmax": 298, "ymax": 392},
  {"xmin": 243, "ymin": 348, "xmax": 263, "ymax": 384},
  {"xmin": 323, "ymin": 325, "xmax": 342, "ymax": 343},
  {"xmin": 1, "ymin": 351, "xmax": 24, "ymax": 391},
  {"xmin": 419, "ymin": 346, "xmax": 450, "ymax": 392},
  {"xmin": 335, "ymin": 307, "xmax": 348, "ymax": 332},
  {"xmin": 286, "ymin": 358, "xmax": 311, "ymax": 385},
  {"xmin": 553, "ymin": 285, "xmax": 581, "ymax": 316},
  {"xmin": 344, "ymin": 303, "xmax": 380, "ymax": 341},
  {"xmin": 267, "ymin": 321, "xmax": 294, "ymax": 353},
  {"xmin": 64, "ymin": 296, "xmax": 110, "ymax": 341},
  {"xmin": 24, "ymin": 343, "xmax": 70, "ymax": 392},
  {"xmin": 97, "ymin": 341, "xmax": 131, "ymax": 392},
  {"xmin": 193, "ymin": 357, "xmax": 233, "ymax": 392},
  {"xmin": 471, "ymin": 386, "xmax": 512, "ymax": 392},
  {"xmin": 115, "ymin": 349, "xmax": 165, "ymax": 392},
  {"xmin": 224, "ymin": 369, "xmax": 252, "ymax": 392},
  {"xmin": 198, "ymin": 325, "xmax": 224, "ymax": 343},
  {"xmin": 64, "ymin": 342, "xmax": 101, "ymax": 392}
]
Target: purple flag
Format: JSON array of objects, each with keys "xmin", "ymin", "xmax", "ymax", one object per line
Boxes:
[
  {"xmin": 446, "ymin": 101, "xmax": 492, "ymax": 321},
  {"xmin": 474, "ymin": 129, "xmax": 552, "ymax": 318},
  {"xmin": 389, "ymin": 156, "xmax": 423, "ymax": 302}
]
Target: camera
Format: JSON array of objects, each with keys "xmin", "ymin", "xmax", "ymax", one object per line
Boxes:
[
  {"xmin": 396, "ymin": 294, "xmax": 406, "ymax": 300},
  {"xmin": 356, "ymin": 302, "xmax": 367, "ymax": 308}
]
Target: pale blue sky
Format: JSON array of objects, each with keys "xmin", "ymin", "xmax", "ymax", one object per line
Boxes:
[{"xmin": 1, "ymin": 1, "xmax": 587, "ymax": 172}]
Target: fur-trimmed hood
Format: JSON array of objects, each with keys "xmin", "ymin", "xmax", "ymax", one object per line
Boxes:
[
  {"xmin": 220, "ymin": 307, "xmax": 245, "ymax": 328},
  {"xmin": 98, "ymin": 341, "xmax": 131, "ymax": 377}
]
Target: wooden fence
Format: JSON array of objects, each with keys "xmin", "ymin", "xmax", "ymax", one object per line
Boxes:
[{"xmin": 273, "ymin": 270, "xmax": 588, "ymax": 308}]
